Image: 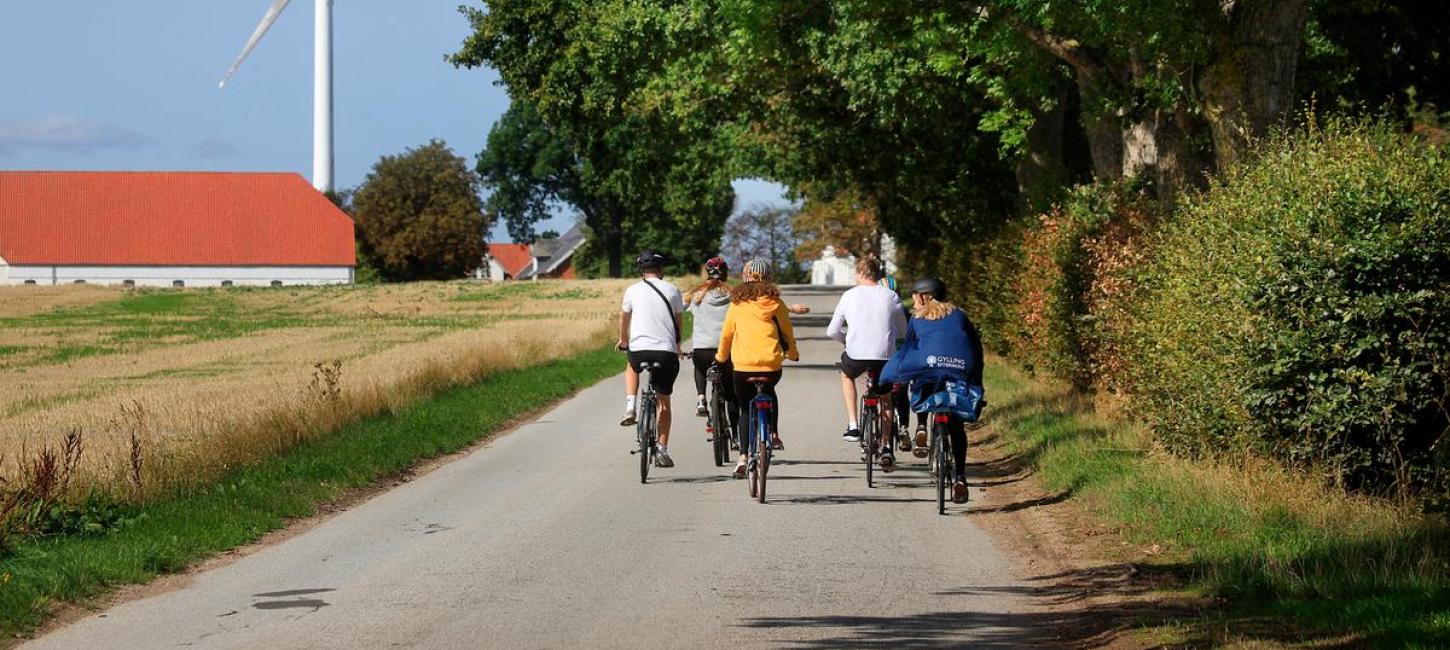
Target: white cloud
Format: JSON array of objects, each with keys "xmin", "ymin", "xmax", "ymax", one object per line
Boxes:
[
  {"xmin": 0, "ymin": 115, "xmax": 151, "ymax": 157},
  {"xmin": 186, "ymin": 137, "xmax": 242, "ymax": 159}
]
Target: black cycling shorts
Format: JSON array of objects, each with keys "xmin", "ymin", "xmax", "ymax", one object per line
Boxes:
[
  {"xmin": 628, "ymin": 350, "xmax": 681, "ymax": 395},
  {"xmin": 840, "ymin": 351, "xmax": 886, "ymax": 379}
]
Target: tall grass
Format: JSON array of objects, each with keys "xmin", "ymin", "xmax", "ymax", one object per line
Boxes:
[{"xmin": 983, "ymin": 360, "xmax": 1450, "ymax": 646}]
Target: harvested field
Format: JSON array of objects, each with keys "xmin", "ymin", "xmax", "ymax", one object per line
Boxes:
[{"xmin": 0, "ymin": 280, "xmax": 631, "ymax": 498}]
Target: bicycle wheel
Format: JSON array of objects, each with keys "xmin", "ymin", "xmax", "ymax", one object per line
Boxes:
[
  {"xmin": 746, "ymin": 407, "xmax": 758, "ymax": 499},
  {"xmin": 638, "ymin": 395, "xmax": 655, "ymax": 484},
  {"xmin": 756, "ymin": 414, "xmax": 770, "ymax": 504},
  {"xmin": 934, "ymin": 419, "xmax": 947, "ymax": 515},
  {"xmin": 862, "ymin": 406, "xmax": 876, "ymax": 488},
  {"xmin": 711, "ymin": 388, "xmax": 728, "ymax": 467}
]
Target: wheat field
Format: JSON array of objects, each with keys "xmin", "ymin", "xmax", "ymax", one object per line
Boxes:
[{"xmin": 0, "ymin": 280, "xmax": 630, "ymax": 498}]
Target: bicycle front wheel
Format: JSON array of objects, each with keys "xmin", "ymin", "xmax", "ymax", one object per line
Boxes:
[{"xmin": 711, "ymin": 389, "xmax": 728, "ymax": 467}]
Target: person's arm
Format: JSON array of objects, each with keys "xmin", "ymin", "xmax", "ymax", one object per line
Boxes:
[
  {"xmin": 825, "ymin": 301, "xmax": 848, "ymax": 344},
  {"xmin": 715, "ymin": 307, "xmax": 735, "ymax": 364},
  {"xmin": 674, "ymin": 312, "xmax": 685, "ymax": 351},
  {"xmin": 618, "ymin": 312, "xmax": 631, "ymax": 350},
  {"xmin": 890, "ymin": 297, "xmax": 908, "ymax": 342},
  {"xmin": 964, "ymin": 316, "xmax": 985, "ymax": 387},
  {"xmin": 776, "ymin": 303, "xmax": 800, "ymax": 362}
]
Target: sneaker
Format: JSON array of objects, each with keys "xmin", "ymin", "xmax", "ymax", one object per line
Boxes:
[
  {"xmin": 620, "ymin": 409, "xmax": 637, "ymax": 427},
  {"xmin": 879, "ymin": 451, "xmax": 895, "ymax": 472},
  {"xmin": 843, "ymin": 428, "xmax": 862, "ymax": 443},
  {"xmin": 952, "ymin": 481, "xmax": 969, "ymax": 504},
  {"xmin": 732, "ymin": 460, "xmax": 748, "ymax": 479},
  {"xmin": 655, "ymin": 448, "xmax": 674, "ymax": 468},
  {"xmin": 696, "ymin": 397, "xmax": 708, "ymax": 418},
  {"xmin": 913, "ymin": 426, "xmax": 929, "ymax": 458},
  {"xmin": 897, "ymin": 433, "xmax": 911, "ymax": 453}
]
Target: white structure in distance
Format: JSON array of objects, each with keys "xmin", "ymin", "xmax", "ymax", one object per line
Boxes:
[{"xmin": 809, "ymin": 235, "xmax": 898, "ymax": 286}]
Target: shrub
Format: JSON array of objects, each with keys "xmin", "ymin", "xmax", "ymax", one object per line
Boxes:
[
  {"xmin": 1008, "ymin": 182, "xmax": 1157, "ymax": 392},
  {"xmin": 1129, "ymin": 118, "xmax": 1450, "ymax": 498}
]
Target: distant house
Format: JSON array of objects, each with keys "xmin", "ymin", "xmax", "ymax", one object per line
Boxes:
[
  {"xmin": 481, "ymin": 243, "xmax": 534, "ymax": 281},
  {"xmin": 0, "ymin": 172, "xmax": 355, "ymax": 287},
  {"xmin": 479, "ymin": 224, "xmax": 586, "ymax": 281}
]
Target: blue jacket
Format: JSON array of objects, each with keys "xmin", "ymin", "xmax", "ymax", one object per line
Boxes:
[{"xmin": 881, "ymin": 309, "xmax": 984, "ymax": 387}]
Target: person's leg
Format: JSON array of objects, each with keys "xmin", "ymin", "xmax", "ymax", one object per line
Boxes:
[
  {"xmin": 657, "ymin": 394, "xmax": 673, "ymax": 445},
  {"xmin": 690, "ymin": 349, "xmax": 713, "ymax": 417},
  {"xmin": 840, "ymin": 374, "xmax": 858, "ymax": 429},
  {"xmin": 654, "ymin": 353, "xmax": 681, "ymax": 449},
  {"xmin": 731, "ymin": 371, "xmax": 752, "ymax": 474},
  {"xmin": 950, "ymin": 417, "xmax": 968, "ymax": 502},
  {"xmin": 763, "ymin": 371, "xmax": 783, "ymax": 436},
  {"xmin": 621, "ymin": 357, "xmax": 640, "ymax": 426}
]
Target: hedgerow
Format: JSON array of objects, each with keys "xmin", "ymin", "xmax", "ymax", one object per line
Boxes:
[{"xmin": 1127, "ymin": 118, "xmax": 1449, "ymax": 498}]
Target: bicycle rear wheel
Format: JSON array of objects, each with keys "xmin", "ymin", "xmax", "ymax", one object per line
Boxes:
[
  {"xmin": 934, "ymin": 420, "xmax": 947, "ymax": 515},
  {"xmin": 710, "ymin": 388, "xmax": 728, "ymax": 467},
  {"xmin": 638, "ymin": 396, "xmax": 655, "ymax": 484},
  {"xmin": 862, "ymin": 407, "xmax": 876, "ymax": 488},
  {"xmin": 756, "ymin": 426, "xmax": 770, "ymax": 504},
  {"xmin": 746, "ymin": 408, "xmax": 759, "ymax": 499}
]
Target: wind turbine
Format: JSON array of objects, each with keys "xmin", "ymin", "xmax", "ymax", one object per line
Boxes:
[{"xmin": 219, "ymin": 0, "xmax": 335, "ymax": 193}]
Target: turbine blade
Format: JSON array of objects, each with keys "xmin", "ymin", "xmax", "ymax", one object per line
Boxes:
[{"xmin": 218, "ymin": 0, "xmax": 294, "ymax": 88}]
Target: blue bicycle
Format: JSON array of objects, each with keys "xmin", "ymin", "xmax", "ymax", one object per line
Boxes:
[{"xmin": 741, "ymin": 376, "xmax": 774, "ymax": 504}]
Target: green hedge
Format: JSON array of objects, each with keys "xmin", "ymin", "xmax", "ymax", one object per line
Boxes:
[{"xmin": 1128, "ymin": 119, "xmax": 1450, "ymax": 497}]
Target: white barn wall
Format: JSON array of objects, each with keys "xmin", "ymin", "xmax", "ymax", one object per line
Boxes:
[{"xmin": 2, "ymin": 265, "xmax": 352, "ymax": 287}]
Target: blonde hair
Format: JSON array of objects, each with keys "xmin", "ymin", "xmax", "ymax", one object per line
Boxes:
[
  {"xmin": 684, "ymin": 278, "xmax": 731, "ymax": 305},
  {"xmin": 914, "ymin": 298, "xmax": 958, "ymax": 321}
]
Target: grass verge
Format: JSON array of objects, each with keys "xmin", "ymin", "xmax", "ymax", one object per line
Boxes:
[
  {"xmin": 982, "ymin": 362, "xmax": 1450, "ymax": 647},
  {"xmin": 0, "ymin": 343, "xmax": 622, "ymax": 638}
]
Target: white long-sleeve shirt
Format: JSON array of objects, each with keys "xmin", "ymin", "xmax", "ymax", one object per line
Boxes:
[{"xmin": 827, "ymin": 284, "xmax": 908, "ymax": 360}]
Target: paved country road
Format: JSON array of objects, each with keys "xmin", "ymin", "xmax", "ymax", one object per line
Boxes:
[{"xmin": 29, "ymin": 286, "xmax": 1059, "ymax": 649}]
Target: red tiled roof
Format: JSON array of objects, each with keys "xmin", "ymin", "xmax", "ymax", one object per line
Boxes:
[
  {"xmin": 487, "ymin": 243, "xmax": 533, "ymax": 277},
  {"xmin": 0, "ymin": 172, "xmax": 355, "ymax": 267}
]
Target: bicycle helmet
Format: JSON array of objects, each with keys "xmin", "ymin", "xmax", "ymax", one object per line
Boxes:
[
  {"xmin": 635, "ymin": 249, "xmax": 669, "ymax": 271},
  {"xmin": 704, "ymin": 256, "xmax": 729, "ymax": 280},
  {"xmin": 911, "ymin": 276, "xmax": 947, "ymax": 301}
]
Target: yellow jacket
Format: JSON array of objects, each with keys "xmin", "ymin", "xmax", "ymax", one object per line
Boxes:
[{"xmin": 715, "ymin": 295, "xmax": 800, "ymax": 371}]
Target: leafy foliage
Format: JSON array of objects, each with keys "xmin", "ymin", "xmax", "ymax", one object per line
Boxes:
[
  {"xmin": 352, "ymin": 140, "xmax": 489, "ymax": 282},
  {"xmin": 721, "ymin": 205, "xmax": 802, "ymax": 282},
  {"xmin": 1128, "ymin": 119, "xmax": 1450, "ymax": 497}
]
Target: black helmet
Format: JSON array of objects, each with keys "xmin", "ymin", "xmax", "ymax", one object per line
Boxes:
[
  {"xmin": 635, "ymin": 249, "xmax": 668, "ymax": 271},
  {"xmin": 911, "ymin": 276, "xmax": 947, "ymax": 301}
]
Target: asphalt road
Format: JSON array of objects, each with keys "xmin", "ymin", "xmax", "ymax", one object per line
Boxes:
[{"xmin": 29, "ymin": 286, "xmax": 1048, "ymax": 649}]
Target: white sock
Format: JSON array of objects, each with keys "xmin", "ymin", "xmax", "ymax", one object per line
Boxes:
[
  {"xmin": 625, "ymin": 395, "xmax": 637, "ymax": 411},
  {"xmin": 848, "ymin": 421, "xmax": 858, "ymax": 430}
]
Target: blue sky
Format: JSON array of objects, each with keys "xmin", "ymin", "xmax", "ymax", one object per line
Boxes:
[{"xmin": 0, "ymin": 0, "xmax": 790, "ymax": 239}]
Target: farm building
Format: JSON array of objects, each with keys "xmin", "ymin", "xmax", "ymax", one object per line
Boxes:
[
  {"xmin": 0, "ymin": 171, "xmax": 355, "ymax": 287},
  {"xmin": 478, "ymin": 224, "xmax": 585, "ymax": 281}
]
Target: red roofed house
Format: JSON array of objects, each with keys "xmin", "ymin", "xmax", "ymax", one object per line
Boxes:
[
  {"xmin": 0, "ymin": 171, "xmax": 355, "ymax": 287},
  {"xmin": 481, "ymin": 242, "xmax": 534, "ymax": 281}
]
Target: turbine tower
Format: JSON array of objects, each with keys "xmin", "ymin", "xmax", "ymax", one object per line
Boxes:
[{"xmin": 220, "ymin": 0, "xmax": 334, "ymax": 193}]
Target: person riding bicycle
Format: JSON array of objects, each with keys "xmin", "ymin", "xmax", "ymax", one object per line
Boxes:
[
  {"xmin": 685, "ymin": 257, "xmax": 736, "ymax": 435},
  {"xmin": 715, "ymin": 259, "xmax": 800, "ymax": 479},
  {"xmin": 827, "ymin": 257, "xmax": 908, "ymax": 469},
  {"xmin": 882, "ymin": 277, "xmax": 985, "ymax": 503},
  {"xmin": 618, "ymin": 249, "xmax": 685, "ymax": 468}
]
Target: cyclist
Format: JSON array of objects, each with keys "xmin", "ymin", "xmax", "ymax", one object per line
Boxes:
[
  {"xmin": 685, "ymin": 257, "xmax": 735, "ymax": 433},
  {"xmin": 882, "ymin": 277, "xmax": 985, "ymax": 503},
  {"xmin": 715, "ymin": 259, "xmax": 800, "ymax": 478},
  {"xmin": 827, "ymin": 257, "xmax": 908, "ymax": 468},
  {"xmin": 618, "ymin": 250, "xmax": 685, "ymax": 468}
]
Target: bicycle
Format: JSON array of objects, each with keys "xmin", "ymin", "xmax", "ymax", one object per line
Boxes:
[
  {"xmin": 929, "ymin": 412, "xmax": 958, "ymax": 514},
  {"xmin": 742, "ymin": 376, "xmax": 774, "ymax": 504},
  {"xmin": 631, "ymin": 361, "xmax": 662, "ymax": 484},
  {"xmin": 858, "ymin": 370, "xmax": 896, "ymax": 488},
  {"xmin": 706, "ymin": 364, "xmax": 732, "ymax": 467}
]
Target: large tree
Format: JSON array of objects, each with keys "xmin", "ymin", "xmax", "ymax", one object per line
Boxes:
[
  {"xmin": 351, "ymin": 140, "xmax": 489, "ymax": 281},
  {"xmin": 721, "ymin": 204, "xmax": 802, "ymax": 281},
  {"xmin": 453, "ymin": 0, "xmax": 735, "ymax": 276}
]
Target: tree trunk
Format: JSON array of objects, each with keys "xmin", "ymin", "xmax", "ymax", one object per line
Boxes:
[
  {"xmin": 1016, "ymin": 84, "xmax": 1072, "ymax": 214},
  {"xmin": 1121, "ymin": 108, "xmax": 1212, "ymax": 202},
  {"xmin": 1075, "ymin": 71, "xmax": 1124, "ymax": 182},
  {"xmin": 1198, "ymin": 0, "xmax": 1312, "ymax": 169}
]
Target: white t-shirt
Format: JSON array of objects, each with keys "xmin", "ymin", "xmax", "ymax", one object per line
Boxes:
[
  {"xmin": 826, "ymin": 284, "xmax": 908, "ymax": 360},
  {"xmin": 621, "ymin": 278, "xmax": 685, "ymax": 352}
]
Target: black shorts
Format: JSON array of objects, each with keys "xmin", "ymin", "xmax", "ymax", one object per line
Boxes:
[
  {"xmin": 840, "ymin": 352, "xmax": 892, "ymax": 394},
  {"xmin": 628, "ymin": 350, "xmax": 681, "ymax": 395}
]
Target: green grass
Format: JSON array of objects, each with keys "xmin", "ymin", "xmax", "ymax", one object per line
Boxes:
[
  {"xmin": 983, "ymin": 363, "xmax": 1450, "ymax": 647},
  {"xmin": 0, "ymin": 343, "xmax": 622, "ymax": 637}
]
